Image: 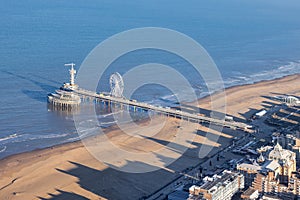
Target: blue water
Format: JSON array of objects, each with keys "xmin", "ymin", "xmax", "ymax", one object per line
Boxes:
[{"xmin": 1, "ymin": 0, "xmax": 300, "ymax": 159}]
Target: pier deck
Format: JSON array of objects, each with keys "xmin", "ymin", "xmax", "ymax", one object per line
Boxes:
[{"xmin": 72, "ymin": 88, "xmax": 251, "ymax": 131}]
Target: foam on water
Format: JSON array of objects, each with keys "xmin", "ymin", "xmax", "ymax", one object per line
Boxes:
[
  {"xmin": 98, "ymin": 110, "xmax": 123, "ymax": 118},
  {"xmin": 0, "ymin": 133, "xmax": 19, "ymax": 142},
  {"xmin": 1, "ymin": 0, "xmax": 300, "ymax": 159},
  {"xmin": 224, "ymin": 61, "xmax": 300, "ymax": 88},
  {"xmin": 146, "ymin": 62, "xmax": 300, "ymax": 105},
  {"xmin": 0, "ymin": 146, "xmax": 7, "ymax": 153},
  {"xmin": 5, "ymin": 133, "xmax": 71, "ymax": 144}
]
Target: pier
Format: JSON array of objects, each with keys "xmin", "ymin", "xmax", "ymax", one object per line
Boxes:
[
  {"xmin": 73, "ymin": 88, "xmax": 251, "ymax": 131},
  {"xmin": 48, "ymin": 63, "xmax": 252, "ymax": 132}
]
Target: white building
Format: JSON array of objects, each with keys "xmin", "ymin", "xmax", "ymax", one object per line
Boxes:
[{"xmin": 189, "ymin": 170, "xmax": 244, "ymax": 200}]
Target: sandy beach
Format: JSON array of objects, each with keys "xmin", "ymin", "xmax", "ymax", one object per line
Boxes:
[{"xmin": 0, "ymin": 74, "xmax": 300, "ymax": 200}]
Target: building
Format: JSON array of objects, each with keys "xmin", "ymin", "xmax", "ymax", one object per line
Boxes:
[
  {"xmin": 241, "ymin": 187, "xmax": 259, "ymax": 200},
  {"xmin": 188, "ymin": 170, "xmax": 244, "ymax": 200},
  {"xmin": 47, "ymin": 63, "xmax": 81, "ymax": 109},
  {"xmin": 237, "ymin": 143, "xmax": 299, "ymax": 199},
  {"xmin": 275, "ymin": 131, "xmax": 300, "ymax": 167},
  {"xmin": 252, "ymin": 171, "xmax": 279, "ymax": 194},
  {"xmin": 251, "ymin": 171, "xmax": 297, "ymax": 199},
  {"xmin": 268, "ymin": 143, "xmax": 296, "ymax": 184},
  {"xmin": 255, "ymin": 110, "xmax": 267, "ymax": 118},
  {"xmin": 47, "ymin": 90, "xmax": 81, "ymax": 109},
  {"xmin": 274, "ymin": 95, "xmax": 300, "ymax": 105},
  {"xmin": 238, "ymin": 143, "xmax": 296, "ymax": 186},
  {"xmin": 260, "ymin": 194, "xmax": 282, "ymax": 200},
  {"xmin": 237, "ymin": 163, "xmax": 261, "ymax": 188}
]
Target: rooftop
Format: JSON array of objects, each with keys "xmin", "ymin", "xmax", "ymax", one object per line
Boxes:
[
  {"xmin": 199, "ymin": 170, "xmax": 240, "ymax": 192},
  {"xmin": 237, "ymin": 163, "xmax": 262, "ymax": 172},
  {"xmin": 269, "ymin": 143, "xmax": 295, "ymax": 161}
]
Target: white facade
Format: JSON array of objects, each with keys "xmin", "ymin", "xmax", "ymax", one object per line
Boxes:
[{"xmin": 189, "ymin": 170, "xmax": 244, "ymax": 200}]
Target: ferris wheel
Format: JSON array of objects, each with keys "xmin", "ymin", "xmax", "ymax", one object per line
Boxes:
[{"xmin": 110, "ymin": 72, "xmax": 124, "ymax": 98}]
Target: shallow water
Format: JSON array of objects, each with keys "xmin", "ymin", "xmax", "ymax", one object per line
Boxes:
[{"xmin": 1, "ymin": 0, "xmax": 300, "ymax": 159}]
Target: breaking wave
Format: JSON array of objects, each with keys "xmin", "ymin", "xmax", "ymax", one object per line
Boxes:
[
  {"xmin": 224, "ymin": 61, "xmax": 300, "ymax": 88},
  {"xmin": 0, "ymin": 146, "xmax": 7, "ymax": 153},
  {"xmin": 0, "ymin": 133, "xmax": 19, "ymax": 142}
]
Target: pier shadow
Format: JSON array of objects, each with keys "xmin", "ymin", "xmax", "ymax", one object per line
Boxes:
[
  {"xmin": 29, "ymin": 73, "xmax": 61, "ymax": 85},
  {"xmin": 1, "ymin": 70, "xmax": 57, "ymax": 102},
  {"xmin": 1, "ymin": 70, "xmax": 57, "ymax": 92},
  {"xmin": 21, "ymin": 89, "xmax": 48, "ymax": 102},
  {"xmin": 179, "ymin": 103, "xmax": 245, "ymax": 123}
]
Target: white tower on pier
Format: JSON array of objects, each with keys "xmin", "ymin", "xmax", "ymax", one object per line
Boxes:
[{"xmin": 65, "ymin": 63, "xmax": 76, "ymax": 86}]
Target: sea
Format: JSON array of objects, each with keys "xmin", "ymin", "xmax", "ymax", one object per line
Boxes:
[{"xmin": 1, "ymin": 0, "xmax": 300, "ymax": 159}]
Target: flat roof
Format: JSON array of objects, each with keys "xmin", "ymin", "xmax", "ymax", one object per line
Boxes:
[
  {"xmin": 242, "ymin": 187, "xmax": 258, "ymax": 196},
  {"xmin": 200, "ymin": 171, "xmax": 238, "ymax": 191},
  {"xmin": 237, "ymin": 163, "xmax": 261, "ymax": 171}
]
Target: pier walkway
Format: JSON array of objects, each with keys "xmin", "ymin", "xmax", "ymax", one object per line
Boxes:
[
  {"xmin": 72, "ymin": 88, "xmax": 251, "ymax": 131},
  {"xmin": 49, "ymin": 64, "xmax": 251, "ymax": 132}
]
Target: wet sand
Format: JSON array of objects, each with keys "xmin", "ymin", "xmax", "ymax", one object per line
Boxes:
[{"xmin": 0, "ymin": 74, "xmax": 299, "ymax": 200}]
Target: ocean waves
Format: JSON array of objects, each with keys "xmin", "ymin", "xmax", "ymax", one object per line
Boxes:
[
  {"xmin": 224, "ymin": 61, "xmax": 300, "ymax": 88},
  {"xmin": 1, "ymin": 61, "xmax": 300, "ymax": 159},
  {"xmin": 0, "ymin": 133, "xmax": 19, "ymax": 142}
]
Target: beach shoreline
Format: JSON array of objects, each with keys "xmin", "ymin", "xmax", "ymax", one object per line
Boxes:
[
  {"xmin": 0, "ymin": 73, "xmax": 300, "ymax": 200},
  {"xmin": 1, "ymin": 73, "xmax": 299, "ymax": 163}
]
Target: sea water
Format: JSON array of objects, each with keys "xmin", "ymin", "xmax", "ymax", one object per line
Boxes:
[{"xmin": 1, "ymin": 0, "xmax": 300, "ymax": 159}]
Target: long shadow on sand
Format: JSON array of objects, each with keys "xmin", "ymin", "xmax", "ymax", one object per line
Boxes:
[
  {"xmin": 35, "ymin": 92, "xmax": 250, "ymax": 200},
  {"xmin": 41, "ymin": 161, "xmax": 175, "ymax": 200},
  {"xmin": 39, "ymin": 121, "xmax": 243, "ymax": 200},
  {"xmin": 38, "ymin": 189, "xmax": 89, "ymax": 200}
]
